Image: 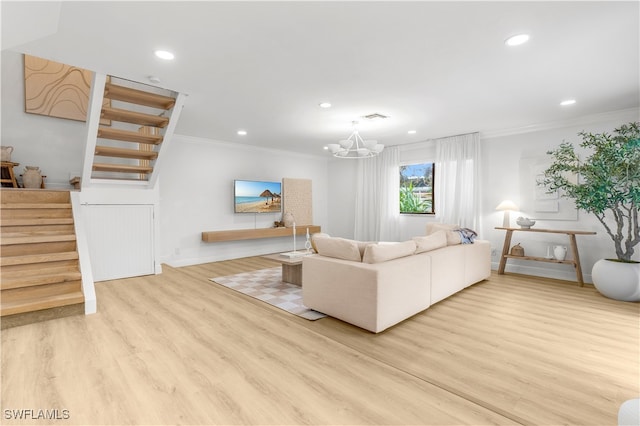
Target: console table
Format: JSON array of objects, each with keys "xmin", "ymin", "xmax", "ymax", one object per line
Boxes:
[{"xmin": 495, "ymin": 227, "xmax": 596, "ymax": 286}]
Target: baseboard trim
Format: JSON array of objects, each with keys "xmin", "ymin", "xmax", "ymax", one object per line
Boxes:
[{"xmin": 491, "ymin": 261, "xmax": 593, "ymax": 285}]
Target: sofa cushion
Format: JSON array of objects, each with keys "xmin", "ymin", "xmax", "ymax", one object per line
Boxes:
[
  {"xmin": 362, "ymin": 240, "xmax": 417, "ymax": 264},
  {"xmin": 426, "ymin": 222, "xmax": 461, "ymax": 245},
  {"xmin": 310, "ymin": 233, "xmax": 330, "ymax": 252},
  {"xmin": 413, "ymin": 230, "xmax": 447, "ymax": 253},
  {"xmin": 357, "ymin": 241, "xmax": 375, "ymax": 258},
  {"xmin": 314, "ymin": 237, "xmax": 362, "ymax": 262}
]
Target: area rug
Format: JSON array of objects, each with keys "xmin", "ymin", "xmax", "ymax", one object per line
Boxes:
[{"xmin": 210, "ymin": 267, "xmax": 327, "ymax": 320}]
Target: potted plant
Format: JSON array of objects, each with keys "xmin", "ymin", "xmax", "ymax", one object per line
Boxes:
[{"xmin": 541, "ymin": 121, "xmax": 640, "ymax": 301}]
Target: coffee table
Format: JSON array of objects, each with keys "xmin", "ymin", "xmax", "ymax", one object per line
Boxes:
[{"xmin": 261, "ymin": 252, "xmax": 312, "ymax": 286}]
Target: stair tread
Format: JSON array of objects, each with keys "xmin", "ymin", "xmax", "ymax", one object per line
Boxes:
[
  {"xmin": 97, "ymin": 127, "xmax": 163, "ymax": 145},
  {"xmin": 1, "ymin": 271, "xmax": 82, "ymax": 290},
  {"xmin": 104, "ymin": 83, "xmax": 175, "ymax": 110},
  {"xmin": 101, "ymin": 106, "xmax": 169, "ymax": 128},
  {"xmin": 94, "ymin": 146, "xmax": 159, "ymax": 160},
  {"xmin": 0, "ymin": 203, "xmax": 71, "ymax": 209},
  {"xmin": 92, "ymin": 163, "xmax": 154, "ymax": 173},
  {"xmin": 0, "ymin": 189, "xmax": 70, "ymax": 204},
  {"xmin": 1, "ymin": 291, "xmax": 84, "ymax": 316},
  {"xmin": 0, "ymin": 218, "xmax": 74, "ymax": 226},
  {"xmin": 0, "ymin": 251, "xmax": 79, "ymax": 266},
  {"xmin": 1, "ymin": 234, "xmax": 76, "ymax": 245}
]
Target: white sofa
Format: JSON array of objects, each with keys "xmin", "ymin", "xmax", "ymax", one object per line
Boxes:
[{"xmin": 302, "ymin": 226, "xmax": 491, "ymax": 333}]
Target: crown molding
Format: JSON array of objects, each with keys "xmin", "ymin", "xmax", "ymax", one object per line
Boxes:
[{"xmin": 480, "ymin": 108, "xmax": 640, "ymax": 139}]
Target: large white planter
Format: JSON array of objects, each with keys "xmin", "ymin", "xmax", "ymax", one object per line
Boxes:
[{"xmin": 592, "ymin": 259, "xmax": 640, "ymax": 302}]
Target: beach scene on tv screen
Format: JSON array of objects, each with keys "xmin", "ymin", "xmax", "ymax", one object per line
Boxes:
[{"xmin": 235, "ymin": 180, "xmax": 282, "ymax": 213}]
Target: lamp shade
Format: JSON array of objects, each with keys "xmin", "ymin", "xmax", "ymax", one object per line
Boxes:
[
  {"xmin": 327, "ymin": 143, "xmax": 341, "ymax": 154},
  {"xmin": 495, "ymin": 200, "xmax": 519, "ymax": 211},
  {"xmin": 339, "ymin": 139, "xmax": 353, "ymax": 150},
  {"xmin": 496, "ymin": 199, "xmax": 519, "ymax": 228}
]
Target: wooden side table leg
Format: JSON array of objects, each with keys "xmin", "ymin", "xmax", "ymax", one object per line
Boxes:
[
  {"xmin": 569, "ymin": 234, "xmax": 585, "ymax": 287},
  {"xmin": 498, "ymin": 230, "xmax": 513, "ymax": 275}
]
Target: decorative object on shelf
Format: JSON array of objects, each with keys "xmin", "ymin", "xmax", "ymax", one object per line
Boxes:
[
  {"xmin": 1, "ymin": 146, "xmax": 13, "ymax": 162},
  {"xmin": 69, "ymin": 176, "xmax": 81, "ymax": 190},
  {"xmin": 496, "ymin": 200, "xmax": 519, "ymax": 227},
  {"xmin": 326, "ymin": 121, "xmax": 384, "ymax": 159},
  {"xmin": 22, "ymin": 166, "xmax": 42, "ymax": 188},
  {"xmin": 304, "ymin": 227, "xmax": 312, "ymax": 252},
  {"xmin": 516, "ymin": 217, "xmax": 536, "ymax": 229},
  {"xmin": 541, "ymin": 121, "xmax": 640, "ymax": 301},
  {"xmin": 553, "ymin": 245, "xmax": 567, "ymax": 261},
  {"xmin": 510, "ymin": 243, "xmax": 524, "ymax": 257},
  {"xmin": 546, "ymin": 246, "xmax": 554, "ymax": 259},
  {"xmin": 273, "ymin": 220, "xmax": 285, "ymax": 228},
  {"xmin": 282, "ymin": 211, "xmax": 295, "ymax": 228}
]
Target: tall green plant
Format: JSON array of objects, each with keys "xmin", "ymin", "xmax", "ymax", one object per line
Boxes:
[
  {"xmin": 541, "ymin": 122, "xmax": 640, "ymax": 261},
  {"xmin": 400, "ymin": 182, "xmax": 428, "ymax": 213}
]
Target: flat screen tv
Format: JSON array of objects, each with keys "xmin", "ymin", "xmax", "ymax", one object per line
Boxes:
[{"xmin": 234, "ymin": 180, "xmax": 282, "ymax": 213}]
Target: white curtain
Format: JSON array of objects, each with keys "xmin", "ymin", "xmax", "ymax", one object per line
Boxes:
[
  {"xmin": 354, "ymin": 145, "xmax": 400, "ymax": 242},
  {"xmin": 435, "ymin": 132, "xmax": 481, "ymax": 230}
]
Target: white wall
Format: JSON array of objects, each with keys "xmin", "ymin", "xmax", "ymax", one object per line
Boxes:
[
  {"xmin": 480, "ymin": 108, "xmax": 640, "ymax": 282},
  {"xmin": 327, "ymin": 108, "xmax": 640, "ymax": 283},
  {"xmin": 159, "ymin": 135, "xmax": 329, "ymax": 267},
  {"xmin": 1, "ymin": 50, "xmax": 86, "ymax": 188}
]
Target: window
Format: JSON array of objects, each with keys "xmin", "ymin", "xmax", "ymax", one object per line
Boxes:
[{"xmin": 399, "ymin": 162, "xmax": 434, "ymax": 214}]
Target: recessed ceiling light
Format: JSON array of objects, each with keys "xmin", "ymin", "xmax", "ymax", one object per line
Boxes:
[
  {"xmin": 408, "ymin": 130, "xmax": 417, "ymax": 135},
  {"xmin": 154, "ymin": 50, "xmax": 175, "ymax": 60},
  {"xmin": 505, "ymin": 34, "xmax": 530, "ymax": 47},
  {"xmin": 319, "ymin": 102, "xmax": 332, "ymax": 108},
  {"xmin": 323, "ymin": 146, "xmax": 329, "ymax": 150},
  {"xmin": 560, "ymin": 99, "xmax": 576, "ymax": 106},
  {"xmin": 237, "ymin": 130, "xmax": 247, "ymax": 136}
]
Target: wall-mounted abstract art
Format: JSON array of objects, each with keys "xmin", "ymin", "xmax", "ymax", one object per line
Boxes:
[
  {"xmin": 519, "ymin": 156, "xmax": 578, "ymax": 221},
  {"xmin": 24, "ymin": 54, "xmax": 110, "ymax": 124},
  {"xmin": 282, "ymin": 178, "xmax": 313, "ymax": 225}
]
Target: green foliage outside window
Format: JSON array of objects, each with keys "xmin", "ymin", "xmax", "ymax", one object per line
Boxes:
[{"xmin": 400, "ymin": 163, "xmax": 434, "ymax": 214}]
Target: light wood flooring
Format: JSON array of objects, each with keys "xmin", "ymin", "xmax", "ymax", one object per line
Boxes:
[{"xmin": 1, "ymin": 256, "xmax": 638, "ymax": 425}]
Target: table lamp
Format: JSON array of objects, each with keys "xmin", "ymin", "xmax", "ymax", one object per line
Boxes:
[{"xmin": 496, "ymin": 200, "xmax": 519, "ymax": 228}]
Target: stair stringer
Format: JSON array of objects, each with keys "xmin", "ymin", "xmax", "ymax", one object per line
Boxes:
[
  {"xmin": 146, "ymin": 91, "xmax": 187, "ymax": 188},
  {"xmin": 70, "ymin": 192, "xmax": 96, "ymax": 314}
]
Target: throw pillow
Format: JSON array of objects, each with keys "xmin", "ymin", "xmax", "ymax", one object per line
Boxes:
[
  {"xmin": 362, "ymin": 240, "xmax": 417, "ymax": 264},
  {"xmin": 413, "ymin": 230, "xmax": 447, "ymax": 253},
  {"xmin": 314, "ymin": 237, "xmax": 362, "ymax": 262},
  {"xmin": 310, "ymin": 233, "xmax": 330, "ymax": 252},
  {"xmin": 426, "ymin": 222, "xmax": 462, "ymax": 245}
]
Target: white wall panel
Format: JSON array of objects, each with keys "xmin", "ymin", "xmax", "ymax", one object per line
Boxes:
[{"xmin": 84, "ymin": 205, "xmax": 154, "ymax": 281}]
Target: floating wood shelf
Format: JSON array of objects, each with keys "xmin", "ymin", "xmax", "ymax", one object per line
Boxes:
[
  {"xmin": 202, "ymin": 225, "xmax": 321, "ymax": 243},
  {"xmin": 104, "ymin": 83, "xmax": 176, "ymax": 110}
]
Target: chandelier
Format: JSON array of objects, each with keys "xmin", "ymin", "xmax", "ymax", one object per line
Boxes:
[{"xmin": 327, "ymin": 121, "xmax": 384, "ymax": 159}]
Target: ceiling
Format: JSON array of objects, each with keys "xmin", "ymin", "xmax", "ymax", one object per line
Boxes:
[{"xmin": 2, "ymin": 1, "xmax": 639, "ymax": 157}]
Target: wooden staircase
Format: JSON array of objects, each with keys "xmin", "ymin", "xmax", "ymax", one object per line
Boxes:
[
  {"xmin": 1, "ymin": 190, "xmax": 84, "ymax": 328},
  {"xmin": 84, "ymin": 76, "xmax": 185, "ymax": 185}
]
